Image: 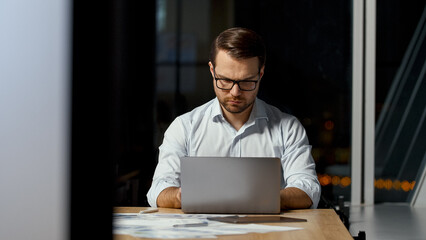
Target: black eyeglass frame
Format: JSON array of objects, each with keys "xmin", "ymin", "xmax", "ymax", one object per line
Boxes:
[{"xmin": 213, "ymin": 67, "xmax": 260, "ymax": 91}]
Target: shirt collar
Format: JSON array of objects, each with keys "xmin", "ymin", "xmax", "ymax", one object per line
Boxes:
[
  {"xmin": 249, "ymin": 98, "xmax": 268, "ymax": 122},
  {"xmin": 211, "ymin": 98, "xmax": 224, "ymax": 121}
]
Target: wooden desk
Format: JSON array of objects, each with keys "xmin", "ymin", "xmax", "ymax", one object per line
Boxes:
[{"xmin": 114, "ymin": 207, "xmax": 353, "ymax": 240}]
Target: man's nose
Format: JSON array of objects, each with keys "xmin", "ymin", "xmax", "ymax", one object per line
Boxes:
[{"xmin": 230, "ymin": 82, "xmax": 241, "ymax": 96}]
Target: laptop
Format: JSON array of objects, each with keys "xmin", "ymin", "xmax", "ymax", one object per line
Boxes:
[{"xmin": 180, "ymin": 157, "xmax": 281, "ymax": 214}]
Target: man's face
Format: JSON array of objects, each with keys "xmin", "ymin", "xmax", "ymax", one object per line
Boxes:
[{"xmin": 209, "ymin": 50, "xmax": 264, "ymax": 115}]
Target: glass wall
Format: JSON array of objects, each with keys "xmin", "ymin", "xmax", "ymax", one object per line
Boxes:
[
  {"xmin": 154, "ymin": 0, "xmax": 234, "ymax": 147},
  {"xmin": 374, "ymin": 0, "xmax": 426, "ymax": 202}
]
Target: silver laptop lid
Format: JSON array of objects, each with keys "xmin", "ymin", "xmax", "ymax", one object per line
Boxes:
[{"xmin": 180, "ymin": 157, "xmax": 281, "ymax": 214}]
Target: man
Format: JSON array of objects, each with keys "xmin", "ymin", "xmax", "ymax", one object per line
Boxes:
[{"xmin": 147, "ymin": 27, "xmax": 321, "ymax": 209}]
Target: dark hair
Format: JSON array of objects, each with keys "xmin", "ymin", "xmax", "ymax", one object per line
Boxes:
[{"xmin": 209, "ymin": 27, "xmax": 266, "ymax": 69}]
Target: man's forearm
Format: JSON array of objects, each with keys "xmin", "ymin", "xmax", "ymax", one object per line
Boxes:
[
  {"xmin": 156, "ymin": 187, "xmax": 181, "ymax": 208},
  {"xmin": 280, "ymin": 187, "xmax": 313, "ymax": 209}
]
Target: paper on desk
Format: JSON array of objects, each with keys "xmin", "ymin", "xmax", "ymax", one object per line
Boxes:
[
  {"xmin": 114, "ymin": 213, "xmax": 208, "ymax": 228},
  {"xmin": 113, "ymin": 213, "xmax": 302, "ymax": 239},
  {"xmin": 114, "ymin": 226, "xmax": 218, "ymax": 239}
]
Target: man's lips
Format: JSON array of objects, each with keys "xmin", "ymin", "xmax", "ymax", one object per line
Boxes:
[{"xmin": 228, "ymin": 99, "xmax": 242, "ymax": 104}]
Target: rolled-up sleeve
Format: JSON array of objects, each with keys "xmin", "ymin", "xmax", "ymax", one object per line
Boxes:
[
  {"xmin": 281, "ymin": 117, "xmax": 321, "ymax": 209},
  {"xmin": 146, "ymin": 117, "xmax": 188, "ymax": 207}
]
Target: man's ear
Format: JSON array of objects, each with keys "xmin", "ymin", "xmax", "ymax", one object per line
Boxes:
[
  {"xmin": 208, "ymin": 61, "xmax": 215, "ymax": 78},
  {"xmin": 259, "ymin": 65, "xmax": 265, "ymax": 80}
]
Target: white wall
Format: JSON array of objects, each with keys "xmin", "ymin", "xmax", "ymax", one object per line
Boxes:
[{"xmin": 0, "ymin": 0, "xmax": 70, "ymax": 239}]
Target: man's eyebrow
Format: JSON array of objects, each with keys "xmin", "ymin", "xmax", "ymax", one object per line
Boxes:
[{"xmin": 215, "ymin": 72, "xmax": 259, "ymax": 80}]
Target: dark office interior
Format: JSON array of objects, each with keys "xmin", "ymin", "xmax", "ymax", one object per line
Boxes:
[
  {"xmin": 1, "ymin": 0, "xmax": 424, "ymax": 239},
  {"xmin": 69, "ymin": 0, "xmax": 425, "ymax": 238}
]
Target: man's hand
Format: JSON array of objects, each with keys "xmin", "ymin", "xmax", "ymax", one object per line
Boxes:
[
  {"xmin": 156, "ymin": 187, "xmax": 182, "ymax": 208},
  {"xmin": 280, "ymin": 187, "xmax": 313, "ymax": 209}
]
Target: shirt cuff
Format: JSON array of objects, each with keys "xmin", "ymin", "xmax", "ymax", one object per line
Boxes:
[
  {"xmin": 147, "ymin": 180, "xmax": 180, "ymax": 208},
  {"xmin": 285, "ymin": 182, "xmax": 321, "ymax": 209}
]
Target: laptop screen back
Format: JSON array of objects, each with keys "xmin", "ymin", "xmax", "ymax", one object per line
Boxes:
[{"xmin": 180, "ymin": 157, "xmax": 281, "ymax": 214}]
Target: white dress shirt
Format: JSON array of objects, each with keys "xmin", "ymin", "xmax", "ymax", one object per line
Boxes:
[{"xmin": 147, "ymin": 98, "xmax": 321, "ymax": 208}]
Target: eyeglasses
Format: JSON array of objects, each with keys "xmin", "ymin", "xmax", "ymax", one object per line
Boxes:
[{"xmin": 213, "ymin": 68, "xmax": 259, "ymax": 91}]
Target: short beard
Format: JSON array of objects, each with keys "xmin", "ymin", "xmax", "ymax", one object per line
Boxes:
[{"xmin": 219, "ymin": 98, "xmax": 255, "ymax": 114}]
